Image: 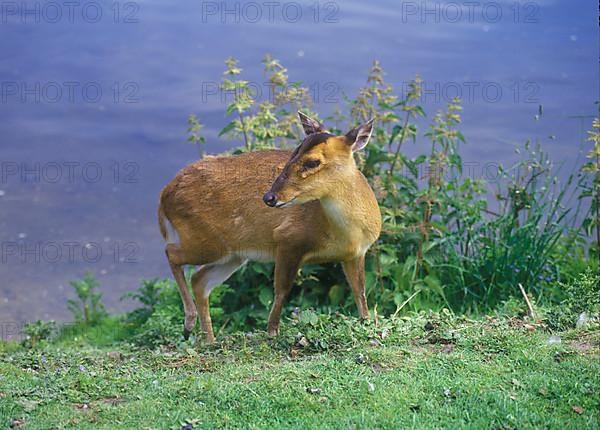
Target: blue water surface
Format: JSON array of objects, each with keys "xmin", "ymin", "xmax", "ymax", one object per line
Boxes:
[{"xmin": 0, "ymin": 0, "xmax": 597, "ymax": 323}]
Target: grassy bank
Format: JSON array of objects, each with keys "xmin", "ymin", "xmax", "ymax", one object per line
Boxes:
[{"xmin": 1, "ymin": 312, "xmax": 598, "ymax": 429}]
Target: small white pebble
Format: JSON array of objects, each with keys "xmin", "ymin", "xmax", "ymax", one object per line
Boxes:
[
  {"xmin": 547, "ymin": 335, "xmax": 561, "ymax": 345},
  {"xmin": 576, "ymin": 313, "xmax": 589, "ymax": 328}
]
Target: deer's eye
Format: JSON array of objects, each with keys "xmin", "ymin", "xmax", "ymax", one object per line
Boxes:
[{"xmin": 303, "ymin": 159, "xmax": 321, "ymax": 170}]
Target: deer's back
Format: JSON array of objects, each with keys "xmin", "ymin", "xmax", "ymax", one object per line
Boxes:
[{"xmin": 159, "ymin": 150, "xmax": 328, "ymax": 264}]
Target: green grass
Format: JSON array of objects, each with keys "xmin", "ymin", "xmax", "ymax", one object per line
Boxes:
[{"xmin": 1, "ymin": 313, "xmax": 598, "ymax": 429}]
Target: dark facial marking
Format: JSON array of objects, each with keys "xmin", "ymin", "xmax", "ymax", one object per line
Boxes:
[
  {"xmin": 268, "ymin": 132, "xmax": 334, "ymax": 196},
  {"xmin": 289, "ymin": 132, "xmax": 334, "ymax": 163},
  {"xmin": 302, "ymin": 159, "xmax": 321, "ymax": 170}
]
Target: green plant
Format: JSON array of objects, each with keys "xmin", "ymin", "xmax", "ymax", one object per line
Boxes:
[
  {"xmin": 216, "ymin": 55, "xmax": 312, "ymax": 151},
  {"xmin": 21, "ymin": 320, "xmax": 57, "ymax": 348},
  {"xmin": 186, "ymin": 114, "xmax": 206, "ymax": 157},
  {"xmin": 546, "ymin": 268, "xmax": 600, "ymax": 330},
  {"xmin": 564, "ymin": 268, "xmax": 600, "ymax": 315},
  {"xmin": 582, "ymin": 118, "xmax": 600, "ymax": 261},
  {"xmin": 122, "ymin": 278, "xmax": 163, "ymax": 324},
  {"xmin": 66, "ymin": 273, "xmax": 107, "ymax": 325},
  {"xmin": 125, "ymin": 279, "xmax": 182, "ymax": 347}
]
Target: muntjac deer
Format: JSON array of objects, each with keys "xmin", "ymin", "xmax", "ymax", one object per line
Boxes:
[{"xmin": 158, "ymin": 112, "xmax": 381, "ymax": 342}]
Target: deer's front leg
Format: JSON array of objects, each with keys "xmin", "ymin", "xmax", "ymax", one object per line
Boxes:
[
  {"xmin": 342, "ymin": 255, "xmax": 370, "ymax": 319},
  {"xmin": 267, "ymin": 252, "xmax": 301, "ymax": 337}
]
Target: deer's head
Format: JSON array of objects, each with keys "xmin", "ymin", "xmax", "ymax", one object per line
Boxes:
[{"xmin": 263, "ymin": 112, "xmax": 374, "ymax": 208}]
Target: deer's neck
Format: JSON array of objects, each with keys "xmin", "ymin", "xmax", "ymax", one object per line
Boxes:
[{"xmin": 319, "ymin": 170, "xmax": 381, "ymax": 250}]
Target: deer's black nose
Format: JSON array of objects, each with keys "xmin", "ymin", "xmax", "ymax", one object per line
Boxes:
[{"xmin": 263, "ymin": 191, "xmax": 277, "ymax": 207}]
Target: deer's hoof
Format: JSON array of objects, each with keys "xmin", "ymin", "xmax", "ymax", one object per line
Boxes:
[{"xmin": 183, "ymin": 327, "xmax": 192, "ymax": 340}]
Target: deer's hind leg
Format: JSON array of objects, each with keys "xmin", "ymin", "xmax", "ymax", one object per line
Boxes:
[
  {"xmin": 191, "ymin": 256, "xmax": 246, "ymax": 343},
  {"xmin": 165, "ymin": 243, "xmax": 198, "ymax": 339}
]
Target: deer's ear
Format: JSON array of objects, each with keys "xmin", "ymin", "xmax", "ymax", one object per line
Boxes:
[
  {"xmin": 298, "ymin": 111, "xmax": 327, "ymax": 135},
  {"xmin": 345, "ymin": 119, "xmax": 374, "ymax": 152}
]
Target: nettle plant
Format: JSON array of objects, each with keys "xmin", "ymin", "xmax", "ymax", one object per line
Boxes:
[
  {"xmin": 67, "ymin": 272, "xmax": 108, "ymax": 325},
  {"xmin": 185, "ymin": 55, "xmax": 595, "ymax": 329},
  {"xmin": 583, "ymin": 118, "xmax": 600, "ymax": 259}
]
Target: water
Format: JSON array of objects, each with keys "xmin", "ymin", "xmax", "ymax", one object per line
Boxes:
[{"xmin": 0, "ymin": 1, "xmax": 597, "ymax": 323}]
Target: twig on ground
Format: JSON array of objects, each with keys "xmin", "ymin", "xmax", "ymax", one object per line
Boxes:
[
  {"xmin": 392, "ymin": 289, "xmax": 422, "ymax": 319},
  {"xmin": 518, "ymin": 283, "xmax": 536, "ymax": 319}
]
